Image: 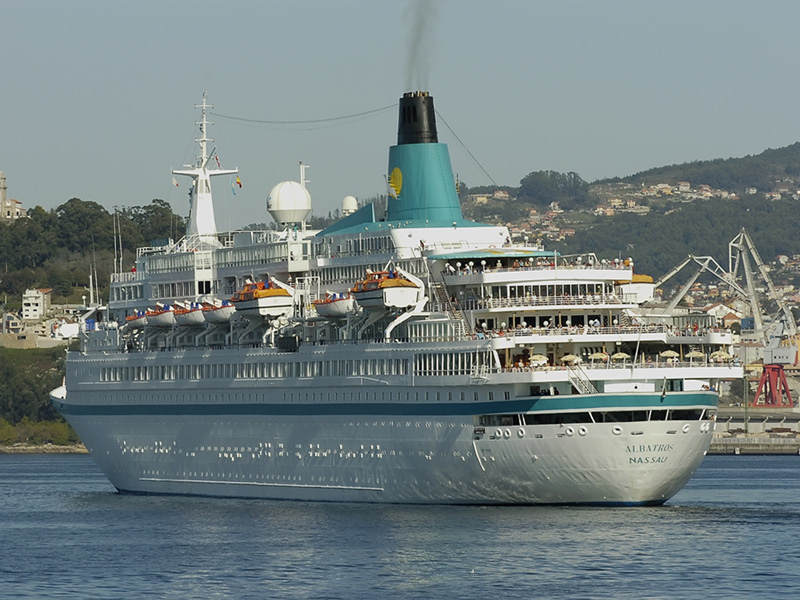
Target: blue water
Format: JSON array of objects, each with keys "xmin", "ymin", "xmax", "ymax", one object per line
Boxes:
[{"xmin": 1, "ymin": 454, "xmax": 798, "ymax": 599}]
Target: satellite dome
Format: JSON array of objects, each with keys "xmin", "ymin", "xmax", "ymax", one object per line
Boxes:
[
  {"xmin": 342, "ymin": 195, "xmax": 358, "ymax": 216},
  {"xmin": 267, "ymin": 181, "xmax": 312, "ymax": 225}
]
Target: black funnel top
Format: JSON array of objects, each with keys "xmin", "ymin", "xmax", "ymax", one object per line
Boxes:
[{"xmin": 397, "ymin": 91, "xmax": 438, "ymax": 145}]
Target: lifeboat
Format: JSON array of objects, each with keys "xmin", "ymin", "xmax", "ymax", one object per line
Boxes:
[
  {"xmin": 202, "ymin": 300, "xmax": 236, "ymax": 324},
  {"xmin": 174, "ymin": 302, "xmax": 206, "ymax": 327},
  {"xmin": 125, "ymin": 311, "xmax": 147, "ymax": 329},
  {"xmin": 145, "ymin": 305, "xmax": 176, "ymax": 328},
  {"xmin": 313, "ymin": 292, "xmax": 355, "ymax": 319},
  {"xmin": 350, "ymin": 270, "xmax": 422, "ymax": 310},
  {"xmin": 231, "ymin": 280, "xmax": 294, "ymax": 319}
]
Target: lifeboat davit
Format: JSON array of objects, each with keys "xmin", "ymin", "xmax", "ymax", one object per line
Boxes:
[
  {"xmin": 202, "ymin": 300, "xmax": 235, "ymax": 324},
  {"xmin": 231, "ymin": 280, "xmax": 294, "ymax": 319},
  {"xmin": 350, "ymin": 270, "xmax": 422, "ymax": 310},
  {"xmin": 313, "ymin": 292, "xmax": 355, "ymax": 319},
  {"xmin": 145, "ymin": 305, "xmax": 176, "ymax": 328},
  {"xmin": 174, "ymin": 302, "xmax": 206, "ymax": 327}
]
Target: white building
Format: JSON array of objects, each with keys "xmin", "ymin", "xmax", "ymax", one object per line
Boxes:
[
  {"xmin": 0, "ymin": 171, "xmax": 26, "ymax": 221},
  {"xmin": 22, "ymin": 288, "xmax": 53, "ymax": 320}
]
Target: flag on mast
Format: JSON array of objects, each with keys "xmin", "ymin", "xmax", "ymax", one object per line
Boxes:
[
  {"xmin": 236, "ymin": 175, "xmax": 242, "ymax": 188},
  {"xmin": 172, "ymin": 176, "xmax": 179, "ymax": 187},
  {"xmin": 215, "ymin": 155, "xmax": 221, "ymax": 168}
]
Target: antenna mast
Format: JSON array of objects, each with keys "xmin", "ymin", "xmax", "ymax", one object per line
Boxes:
[{"xmin": 172, "ymin": 92, "xmax": 239, "ymax": 245}]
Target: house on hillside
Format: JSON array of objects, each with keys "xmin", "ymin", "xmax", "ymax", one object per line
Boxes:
[
  {"xmin": 703, "ymin": 303, "xmax": 744, "ymax": 327},
  {"xmin": 22, "ymin": 288, "xmax": 53, "ymax": 320}
]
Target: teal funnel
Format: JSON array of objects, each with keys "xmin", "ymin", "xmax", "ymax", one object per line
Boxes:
[{"xmin": 386, "ymin": 92, "xmax": 464, "ymax": 225}]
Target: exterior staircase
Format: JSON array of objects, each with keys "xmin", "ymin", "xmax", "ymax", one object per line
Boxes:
[
  {"xmin": 567, "ymin": 364, "xmax": 598, "ymax": 395},
  {"xmin": 430, "ymin": 279, "xmax": 471, "ymax": 335}
]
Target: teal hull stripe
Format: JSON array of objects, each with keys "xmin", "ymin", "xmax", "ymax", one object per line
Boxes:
[{"xmin": 54, "ymin": 392, "xmax": 717, "ymax": 418}]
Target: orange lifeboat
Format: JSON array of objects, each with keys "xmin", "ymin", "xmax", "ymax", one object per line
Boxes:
[
  {"xmin": 174, "ymin": 302, "xmax": 207, "ymax": 327},
  {"xmin": 313, "ymin": 292, "xmax": 355, "ymax": 319},
  {"xmin": 202, "ymin": 299, "xmax": 235, "ymax": 324},
  {"xmin": 231, "ymin": 280, "xmax": 294, "ymax": 319},
  {"xmin": 125, "ymin": 311, "xmax": 147, "ymax": 329},
  {"xmin": 349, "ymin": 270, "xmax": 421, "ymax": 309},
  {"xmin": 144, "ymin": 305, "xmax": 176, "ymax": 327}
]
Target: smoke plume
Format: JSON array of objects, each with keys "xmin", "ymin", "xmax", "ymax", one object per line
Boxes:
[{"xmin": 405, "ymin": 0, "xmax": 439, "ymax": 91}]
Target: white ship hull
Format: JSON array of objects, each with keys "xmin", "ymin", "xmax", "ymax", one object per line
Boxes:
[{"xmin": 52, "ymin": 381, "xmax": 716, "ymax": 505}]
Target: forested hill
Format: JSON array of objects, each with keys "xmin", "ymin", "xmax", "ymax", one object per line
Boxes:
[
  {"xmin": 0, "ymin": 198, "xmax": 185, "ymax": 301},
  {"xmin": 601, "ymin": 142, "xmax": 800, "ymax": 191},
  {"xmin": 551, "ymin": 197, "xmax": 800, "ymax": 278}
]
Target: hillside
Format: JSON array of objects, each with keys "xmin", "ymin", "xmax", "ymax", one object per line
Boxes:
[
  {"xmin": 602, "ymin": 143, "xmax": 800, "ymax": 192},
  {"xmin": 459, "ymin": 140, "xmax": 800, "ymax": 277},
  {"xmin": 550, "ymin": 197, "xmax": 800, "ymax": 278}
]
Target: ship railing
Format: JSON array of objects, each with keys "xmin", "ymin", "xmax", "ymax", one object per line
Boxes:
[
  {"xmin": 442, "ymin": 263, "xmax": 632, "ymax": 276},
  {"xmin": 111, "ymin": 271, "xmax": 139, "ymax": 283},
  {"xmin": 469, "ymin": 364, "xmax": 491, "ymax": 384},
  {"xmin": 477, "ymin": 324, "xmax": 668, "ymax": 338},
  {"xmin": 456, "ymin": 294, "xmax": 638, "ymax": 311},
  {"xmin": 474, "ymin": 324, "xmax": 731, "ymax": 340},
  {"xmin": 504, "ymin": 360, "xmax": 742, "ymax": 372}
]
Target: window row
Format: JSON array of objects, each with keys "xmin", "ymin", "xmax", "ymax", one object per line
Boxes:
[{"xmin": 99, "ymin": 357, "xmax": 411, "ymax": 382}]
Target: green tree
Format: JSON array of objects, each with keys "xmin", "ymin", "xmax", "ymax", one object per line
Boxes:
[
  {"xmin": 119, "ymin": 199, "xmax": 185, "ymax": 247},
  {"xmin": 518, "ymin": 170, "xmax": 589, "ymax": 210},
  {"xmin": 0, "ymin": 418, "xmax": 16, "ymax": 444},
  {"xmin": 55, "ymin": 198, "xmax": 114, "ymax": 252}
]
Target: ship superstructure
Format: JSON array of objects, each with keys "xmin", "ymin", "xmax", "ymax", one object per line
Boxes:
[{"xmin": 52, "ymin": 92, "xmax": 742, "ymax": 505}]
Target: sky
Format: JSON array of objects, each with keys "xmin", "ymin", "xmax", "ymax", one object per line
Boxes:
[{"xmin": 3, "ymin": 0, "xmax": 800, "ymax": 230}]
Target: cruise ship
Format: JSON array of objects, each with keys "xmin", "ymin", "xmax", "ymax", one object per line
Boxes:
[{"xmin": 51, "ymin": 91, "xmax": 743, "ymax": 504}]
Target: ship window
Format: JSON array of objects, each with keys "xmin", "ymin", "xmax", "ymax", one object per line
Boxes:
[
  {"xmin": 478, "ymin": 414, "xmax": 520, "ymax": 427},
  {"xmin": 603, "ymin": 410, "xmax": 647, "ymax": 423},
  {"xmin": 669, "ymin": 409, "xmax": 703, "ymax": 421},
  {"xmin": 524, "ymin": 412, "xmax": 592, "ymax": 425},
  {"xmin": 591, "ymin": 410, "xmax": 650, "ymax": 423},
  {"xmin": 650, "ymin": 410, "xmax": 668, "ymax": 421}
]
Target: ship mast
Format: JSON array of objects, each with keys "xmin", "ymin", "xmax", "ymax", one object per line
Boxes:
[{"xmin": 172, "ymin": 92, "xmax": 238, "ymax": 246}]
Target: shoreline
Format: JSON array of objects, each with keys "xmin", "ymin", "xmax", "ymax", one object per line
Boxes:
[{"xmin": 0, "ymin": 443, "xmax": 88, "ymax": 455}]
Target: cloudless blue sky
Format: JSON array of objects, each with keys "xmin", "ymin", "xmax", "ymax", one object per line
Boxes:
[{"xmin": 3, "ymin": 0, "xmax": 800, "ymax": 228}]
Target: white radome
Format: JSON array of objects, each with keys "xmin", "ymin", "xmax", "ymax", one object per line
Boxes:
[
  {"xmin": 267, "ymin": 180, "xmax": 312, "ymax": 224},
  {"xmin": 342, "ymin": 195, "xmax": 358, "ymax": 216}
]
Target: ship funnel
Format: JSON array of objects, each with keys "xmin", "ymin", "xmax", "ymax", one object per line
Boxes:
[
  {"xmin": 386, "ymin": 91, "xmax": 464, "ymax": 224},
  {"xmin": 397, "ymin": 91, "xmax": 438, "ymax": 145}
]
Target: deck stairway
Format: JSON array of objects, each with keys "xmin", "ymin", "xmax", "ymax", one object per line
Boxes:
[
  {"xmin": 430, "ymin": 280, "xmax": 471, "ymax": 334},
  {"xmin": 567, "ymin": 364, "xmax": 598, "ymax": 395}
]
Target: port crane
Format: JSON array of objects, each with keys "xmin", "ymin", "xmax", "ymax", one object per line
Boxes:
[
  {"xmin": 655, "ymin": 254, "xmax": 749, "ymax": 314},
  {"xmin": 657, "ymin": 229, "xmax": 797, "ymax": 407},
  {"xmin": 729, "ymin": 228, "xmax": 797, "ymax": 407}
]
